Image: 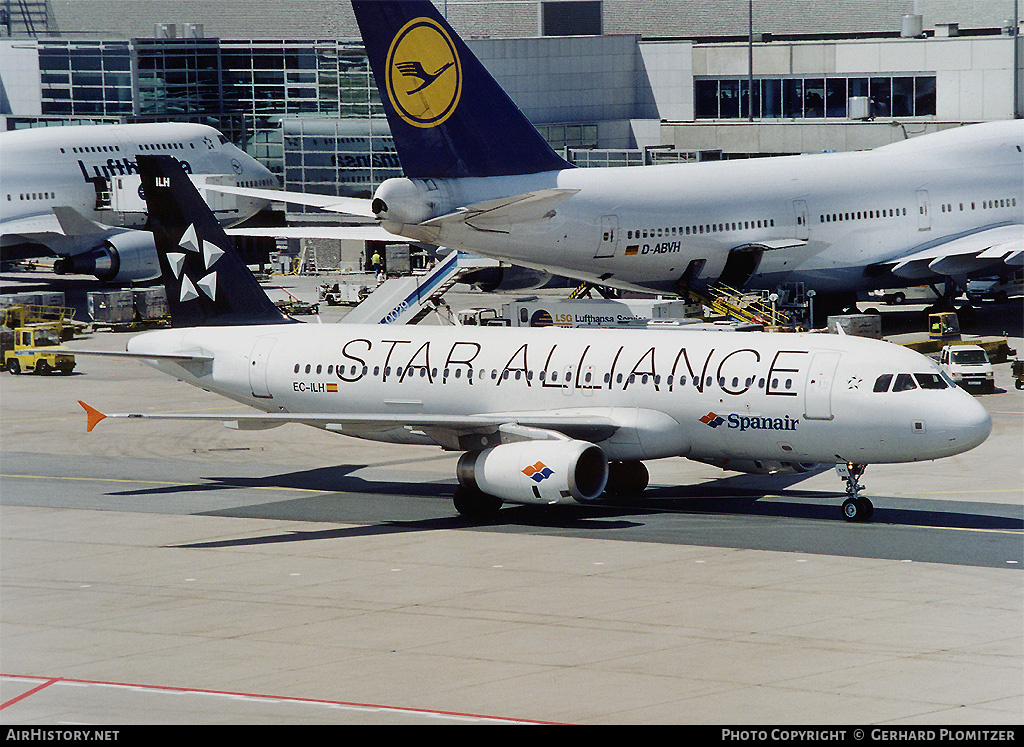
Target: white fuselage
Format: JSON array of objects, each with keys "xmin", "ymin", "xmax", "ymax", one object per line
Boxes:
[
  {"xmin": 1, "ymin": 122, "xmax": 276, "ymax": 244},
  {"xmin": 375, "ymin": 120, "xmax": 1023, "ymax": 295},
  {"xmin": 126, "ymin": 323, "xmax": 991, "ymax": 468}
]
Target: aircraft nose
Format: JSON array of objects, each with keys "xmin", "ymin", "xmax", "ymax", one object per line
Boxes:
[{"xmin": 944, "ymin": 392, "xmax": 992, "ymax": 454}]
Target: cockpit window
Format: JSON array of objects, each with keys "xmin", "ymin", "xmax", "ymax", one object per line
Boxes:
[
  {"xmin": 914, "ymin": 373, "xmax": 948, "ymax": 389},
  {"xmin": 875, "ymin": 372, "xmax": 950, "ymax": 392},
  {"xmin": 892, "ymin": 373, "xmax": 917, "ymax": 392}
]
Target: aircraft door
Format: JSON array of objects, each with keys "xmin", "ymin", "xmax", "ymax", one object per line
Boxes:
[
  {"xmin": 793, "ymin": 200, "xmax": 809, "ymax": 240},
  {"xmin": 803, "ymin": 351, "xmax": 841, "ymax": 421},
  {"xmin": 915, "ymin": 190, "xmax": 931, "ymax": 231},
  {"xmin": 249, "ymin": 337, "xmax": 276, "ymax": 399},
  {"xmin": 594, "ymin": 215, "xmax": 619, "ymax": 258}
]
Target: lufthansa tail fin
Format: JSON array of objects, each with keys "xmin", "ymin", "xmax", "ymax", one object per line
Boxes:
[
  {"xmin": 138, "ymin": 155, "xmax": 293, "ymax": 327},
  {"xmin": 351, "ymin": 0, "xmax": 573, "ymax": 179}
]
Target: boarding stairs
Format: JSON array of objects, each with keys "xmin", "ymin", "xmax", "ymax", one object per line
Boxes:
[
  {"xmin": 568, "ymin": 282, "xmax": 620, "ymax": 300},
  {"xmin": 340, "ymin": 250, "xmax": 498, "ymax": 325},
  {"xmin": 689, "ymin": 283, "xmax": 789, "ymax": 327}
]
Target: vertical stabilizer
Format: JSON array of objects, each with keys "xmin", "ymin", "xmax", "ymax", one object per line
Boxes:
[
  {"xmin": 137, "ymin": 155, "xmax": 292, "ymax": 327},
  {"xmin": 351, "ymin": 0, "xmax": 573, "ymax": 179}
]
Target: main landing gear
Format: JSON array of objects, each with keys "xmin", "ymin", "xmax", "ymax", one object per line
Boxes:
[{"xmin": 836, "ymin": 462, "xmax": 873, "ymax": 522}]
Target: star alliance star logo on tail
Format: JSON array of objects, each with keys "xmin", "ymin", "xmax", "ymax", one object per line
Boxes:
[
  {"xmin": 700, "ymin": 412, "xmax": 725, "ymax": 428},
  {"xmin": 522, "ymin": 461, "xmax": 554, "ymax": 483},
  {"xmin": 167, "ymin": 223, "xmax": 225, "ymax": 303}
]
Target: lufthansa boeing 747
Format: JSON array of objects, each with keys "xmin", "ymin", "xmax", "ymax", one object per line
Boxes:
[
  {"xmin": 1, "ymin": 122, "xmax": 277, "ymax": 282},
  {"xmin": 214, "ymin": 1, "xmax": 1022, "ymax": 312}
]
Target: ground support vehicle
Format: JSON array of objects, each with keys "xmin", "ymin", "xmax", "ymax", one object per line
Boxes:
[
  {"xmin": 939, "ymin": 345, "xmax": 994, "ymax": 393},
  {"xmin": 3, "ymin": 324, "xmax": 76, "ymax": 375}
]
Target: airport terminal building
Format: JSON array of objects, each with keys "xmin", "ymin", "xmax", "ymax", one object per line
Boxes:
[{"xmin": 2, "ymin": 0, "xmax": 1021, "ymax": 204}]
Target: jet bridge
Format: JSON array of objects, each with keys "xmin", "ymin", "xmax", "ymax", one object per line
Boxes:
[{"xmin": 340, "ymin": 250, "xmax": 497, "ymax": 325}]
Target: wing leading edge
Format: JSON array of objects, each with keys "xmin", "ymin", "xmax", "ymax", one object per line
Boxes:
[{"xmin": 884, "ymin": 225, "xmax": 1024, "ymax": 281}]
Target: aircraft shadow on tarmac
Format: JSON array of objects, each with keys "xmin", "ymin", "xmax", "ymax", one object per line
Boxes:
[{"xmin": 109, "ymin": 462, "xmax": 1022, "ymax": 550}]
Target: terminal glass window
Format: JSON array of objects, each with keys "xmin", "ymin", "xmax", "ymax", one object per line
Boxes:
[
  {"xmin": 542, "ymin": 1, "xmax": 602, "ymax": 36},
  {"xmin": 695, "ymin": 75, "xmax": 936, "ymax": 120},
  {"xmin": 39, "ymin": 41, "xmax": 133, "ymax": 117}
]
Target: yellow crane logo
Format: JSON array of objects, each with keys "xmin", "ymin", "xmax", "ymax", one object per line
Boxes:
[{"xmin": 386, "ymin": 17, "xmax": 462, "ymax": 128}]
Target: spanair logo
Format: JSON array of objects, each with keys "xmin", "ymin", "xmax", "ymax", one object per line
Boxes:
[
  {"xmin": 385, "ymin": 16, "xmax": 462, "ymax": 129},
  {"xmin": 700, "ymin": 412, "xmax": 801, "ymax": 432},
  {"xmin": 167, "ymin": 223, "xmax": 224, "ymax": 303},
  {"xmin": 700, "ymin": 412, "xmax": 725, "ymax": 428},
  {"xmin": 522, "ymin": 461, "xmax": 554, "ymax": 483}
]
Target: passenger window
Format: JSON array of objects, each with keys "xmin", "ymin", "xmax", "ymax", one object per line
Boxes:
[
  {"xmin": 873, "ymin": 374, "xmax": 892, "ymax": 392},
  {"xmin": 892, "ymin": 373, "xmax": 917, "ymax": 392}
]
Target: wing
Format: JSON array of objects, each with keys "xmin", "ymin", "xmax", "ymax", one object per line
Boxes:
[
  {"xmin": 883, "ymin": 225, "xmax": 1024, "ymax": 281},
  {"xmin": 200, "ymin": 185, "xmax": 377, "ymax": 217},
  {"xmin": 79, "ymin": 401, "xmax": 619, "ymax": 450},
  {"xmin": 226, "ymin": 225, "xmax": 396, "ymax": 241}
]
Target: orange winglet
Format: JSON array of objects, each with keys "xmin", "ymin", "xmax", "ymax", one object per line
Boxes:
[{"xmin": 78, "ymin": 400, "xmax": 107, "ymax": 432}]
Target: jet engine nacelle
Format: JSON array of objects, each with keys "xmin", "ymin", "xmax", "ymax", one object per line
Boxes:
[
  {"xmin": 53, "ymin": 230, "xmax": 160, "ymax": 282},
  {"xmin": 459, "ymin": 265, "xmax": 554, "ymax": 292},
  {"xmin": 457, "ymin": 439, "xmax": 609, "ymax": 505},
  {"xmin": 691, "ymin": 457, "xmax": 820, "ymax": 475}
]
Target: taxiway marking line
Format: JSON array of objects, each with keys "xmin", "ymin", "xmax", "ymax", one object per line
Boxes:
[
  {"xmin": 0, "ymin": 674, "xmax": 562, "ymax": 724},
  {"xmin": 0, "ymin": 677, "xmax": 60, "ymax": 711}
]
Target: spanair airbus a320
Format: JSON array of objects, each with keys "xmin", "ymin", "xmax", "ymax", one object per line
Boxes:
[{"xmin": 74, "ymin": 155, "xmax": 992, "ymax": 522}]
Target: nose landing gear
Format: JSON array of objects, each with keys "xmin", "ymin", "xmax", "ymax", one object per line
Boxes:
[{"xmin": 836, "ymin": 462, "xmax": 873, "ymax": 522}]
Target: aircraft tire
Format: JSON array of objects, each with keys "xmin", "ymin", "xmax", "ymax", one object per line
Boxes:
[
  {"xmin": 453, "ymin": 485, "xmax": 503, "ymax": 519},
  {"xmin": 842, "ymin": 497, "xmax": 873, "ymax": 523}
]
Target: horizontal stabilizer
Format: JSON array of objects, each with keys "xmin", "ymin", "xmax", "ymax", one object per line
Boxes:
[
  {"xmin": 422, "ymin": 189, "xmax": 579, "ymax": 233},
  {"xmin": 79, "ymin": 401, "xmax": 621, "ymax": 445},
  {"xmin": 52, "ymin": 207, "xmax": 107, "ymax": 237},
  {"xmin": 67, "ymin": 348, "xmax": 214, "ymax": 362}
]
